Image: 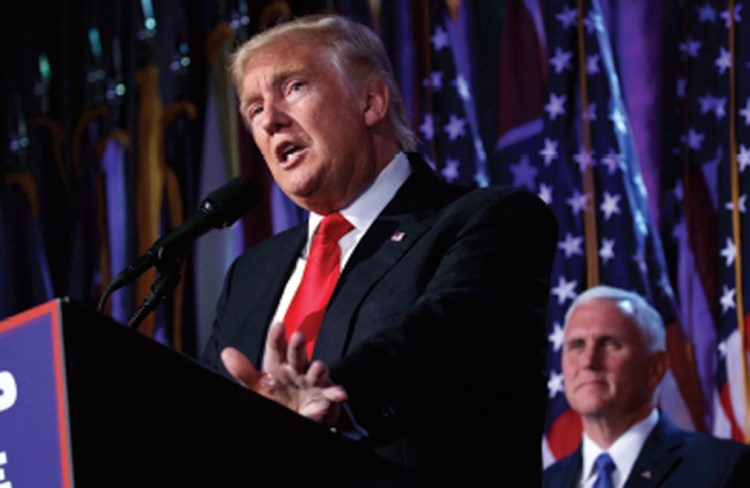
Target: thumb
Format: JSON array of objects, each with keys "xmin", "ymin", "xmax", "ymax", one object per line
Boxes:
[{"xmin": 221, "ymin": 347, "xmax": 262, "ymax": 390}]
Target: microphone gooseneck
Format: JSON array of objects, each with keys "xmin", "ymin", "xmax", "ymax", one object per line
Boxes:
[{"xmin": 97, "ymin": 176, "xmax": 258, "ymax": 322}]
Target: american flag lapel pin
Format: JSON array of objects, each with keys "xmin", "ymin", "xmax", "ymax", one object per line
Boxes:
[
  {"xmin": 640, "ymin": 470, "xmax": 652, "ymax": 479},
  {"xmin": 390, "ymin": 231, "xmax": 406, "ymax": 243}
]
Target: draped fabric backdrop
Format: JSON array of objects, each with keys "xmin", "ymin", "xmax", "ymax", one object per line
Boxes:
[{"xmin": 2, "ymin": 0, "xmax": 748, "ymax": 463}]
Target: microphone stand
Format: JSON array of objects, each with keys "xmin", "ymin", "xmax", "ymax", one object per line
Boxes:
[{"xmin": 126, "ymin": 252, "xmax": 185, "ymax": 330}]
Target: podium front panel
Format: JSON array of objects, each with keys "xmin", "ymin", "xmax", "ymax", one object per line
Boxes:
[
  {"xmin": 1, "ymin": 299, "xmax": 419, "ymax": 487},
  {"xmin": 0, "ymin": 300, "xmax": 73, "ymax": 488}
]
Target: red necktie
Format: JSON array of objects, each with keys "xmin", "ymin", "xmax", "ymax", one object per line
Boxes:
[{"xmin": 284, "ymin": 212, "xmax": 353, "ymax": 359}]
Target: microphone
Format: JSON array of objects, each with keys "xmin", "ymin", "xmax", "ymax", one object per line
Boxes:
[{"xmin": 98, "ymin": 175, "xmax": 258, "ymax": 312}]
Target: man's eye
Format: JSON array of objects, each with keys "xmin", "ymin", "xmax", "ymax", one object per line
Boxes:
[
  {"xmin": 289, "ymin": 81, "xmax": 304, "ymax": 93},
  {"xmin": 248, "ymin": 106, "xmax": 263, "ymax": 119},
  {"xmin": 603, "ymin": 338, "xmax": 622, "ymax": 350}
]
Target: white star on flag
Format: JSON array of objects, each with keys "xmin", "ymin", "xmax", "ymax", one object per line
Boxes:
[
  {"xmin": 684, "ymin": 128, "xmax": 706, "ymax": 150},
  {"xmin": 587, "ymin": 54, "xmax": 601, "ymax": 75},
  {"xmin": 431, "ymin": 25, "xmax": 449, "ymax": 51},
  {"xmin": 720, "ymin": 285, "xmax": 737, "ymax": 313},
  {"xmin": 539, "ymin": 138, "xmax": 559, "ymax": 166},
  {"xmin": 573, "ymin": 148, "xmax": 595, "ymax": 173},
  {"xmin": 548, "ymin": 322, "xmax": 565, "ymax": 353},
  {"xmin": 600, "ymin": 192, "xmax": 622, "ymax": 220},
  {"xmin": 558, "ymin": 232, "xmax": 584, "ymax": 259},
  {"xmin": 719, "ymin": 4, "xmax": 742, "ymax": 28},
  {"xmin": 697, "ymin": 3, "xmax": 717, "ymax": 23},
  {"xmin": 556, "ymin": 6, "xmax": 577, "ymax": 29},
  {"xmin": 547, "ymin": 370, "xmax": 565, "ymax": 399},
  {"xmin": 443, "ymin": 114, "xmax": 467, "ymax": 141},
  {"xmin": 441, "ymin": 158, "xmax": 460, "ymax": 182},
  {"xmin": 551, "ymin": 275, "xmax": 578, "ymax": 305},
  {"xmin": 737, "ymin": 144, "xmax": 750, "ymax": 172},
  {"xmin": 600, "ymin": 237, "xmax": 616, "ymax": 264},
  {"xmin": 420, "ymin": 113, "xmax": 435, "ymax": 141},
  {"xmin": 679, "ymin": 38, "xmax": 702, "ymax": 58},
  {"xmin": 717, "ymin": 340, "xmax": 727, "ymax": 359},
  {"xmin": 724, "ymin": 194, "xmax": 747, "ymax": 213},
  {"xmin": 720, "ymin": 237, "xmax": 737, "ymax": 267},
  {"xmin": 566, "ymin": 190, "xmax": 590, "ymax": 216},
  {"xmin": 424, "ymin": 71, "xmax": 444, "ymax": 90},
  {"xmin": 600, "ymin": 149, "xmax": 622, "ymax": 174},
  {"xmin": 510, "ymin": 155, "xmax": 538, "ymax": 190},
  {"xmin": 549, "ymin": 47, "xmax": 573, "ymax": 74},
  {"xmin": 545, "ymin": 93, "xmax": 567, "ymax": 120},
  {"xmin": 583, "ymin": 102, "xmax": 597, "ymax": 122},
  {"xmin": 739, "ymin": 98, "xmax": 750, "ymax": 126},
  {"xmin": 538, "ymin": 183, "xmax": 553, "ymax": 205},
  {"xmin": 715, "ymin": 46, "xmax": 732, "ymax": 75}
]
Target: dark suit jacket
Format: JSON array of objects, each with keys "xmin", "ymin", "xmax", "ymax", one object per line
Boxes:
[
  {"xmin": 202, "ymin": 154, "xmax": 558, "ymax": 487},
  {"xmin": 543, "ymin": 414, "xmax": 750, "ymax": 487}
]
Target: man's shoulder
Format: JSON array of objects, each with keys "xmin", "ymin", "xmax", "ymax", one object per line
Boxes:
[
  {"xmin": 542, "ymin": 449, "xmax": 581, "ymax": 487},
  {"xmin": 656, "ymin": 414, "xmax": 749, "ymax": 455},
  {"xmin": 677, "ymin": 427, "xmax": 750, "ymax": 457},
  {"xmin": 640, "ymin": 415, "xmax": 750, "ymax": 483},
  {"xmin": 441, "ymin": 183, "xmax": 554, "ymax": 217}
]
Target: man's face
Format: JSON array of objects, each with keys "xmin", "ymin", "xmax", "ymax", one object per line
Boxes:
[
  {"xmin": 561, "ymin": 299, "xmax": 665, "ymax": 421},
  {"xmin": 237, "ymin": 39, "xmax": 384, "ymax": 214}
]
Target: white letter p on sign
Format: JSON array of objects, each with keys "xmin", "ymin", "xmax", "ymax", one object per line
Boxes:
[{"xmin": 0, "ymin": 371, "xmax": 17, "ymax": 413}]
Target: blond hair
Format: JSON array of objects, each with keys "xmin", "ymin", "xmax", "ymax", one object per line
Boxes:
[{"xmin": 230, "ymin": 15, "xmax": 418, "ymax": 152}]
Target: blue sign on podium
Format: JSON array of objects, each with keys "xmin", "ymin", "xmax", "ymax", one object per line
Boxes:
[{"xmin": 0, "ymin": 300, "xmax": 74, "ymax": 487}]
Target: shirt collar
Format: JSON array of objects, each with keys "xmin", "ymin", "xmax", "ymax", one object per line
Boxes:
[
  {"xmin": 307, "ymin": 151, "xmax": 411, "ymax": 245},
  {"xmin": 581, "ymin": 408, "xmax": 659, "ymax": 485}
]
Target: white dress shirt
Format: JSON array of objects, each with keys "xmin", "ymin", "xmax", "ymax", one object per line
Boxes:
[
  {"xmin": 269, "ymin": 151, "xmax": 412, "ymax": 327},
  {"xmin": 579, "ymin": 408, "xmax": 660, "ymax": 488}
]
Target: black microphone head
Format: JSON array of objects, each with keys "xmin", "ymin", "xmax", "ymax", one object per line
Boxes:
[{"xmin": 201, "ymin": 175, "xmax": 259, "ymax": 228}]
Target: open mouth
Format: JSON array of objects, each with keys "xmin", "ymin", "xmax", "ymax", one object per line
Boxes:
[{"xmin": 277, "ymin": 141, "xmax": 305, "ymax": 164}]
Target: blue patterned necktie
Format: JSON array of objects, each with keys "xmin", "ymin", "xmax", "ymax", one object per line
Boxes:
[{"xmin": 593, "ymin": 452, "xmax": 615, "ymax": 488}]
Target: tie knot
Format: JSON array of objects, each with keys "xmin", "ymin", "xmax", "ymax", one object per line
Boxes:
[
  {"xmin": 594, "ymin": 452, "xmax": 615, "ymax": 476},
  {"xmin": 317, "ymin": 212, "xmax": 353, "ymax": 244}
]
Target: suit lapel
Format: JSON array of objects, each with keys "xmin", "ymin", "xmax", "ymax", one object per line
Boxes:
[
  {"xmin": 624, "ymin": 416, "xmax": 684, "ymax": 488},
  {"xmin": 559, "ymin": 448, "xmax": 584, "ymax": 488},
  {"xmin": 234, "ymin": 225, "xmax": 307, "ymax": 364},
  {"xmin": 311, "ymin": 155, "xmax": 445, "ymax": 363}
]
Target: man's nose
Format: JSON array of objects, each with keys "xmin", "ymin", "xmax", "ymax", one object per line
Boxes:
[
  {"xmin": 258, "ymin": 102, "xmax": 290, "ymax": 134},
  {"xmin": 581, "ymin": 343, "xmax": 603, "ymax": 369}
]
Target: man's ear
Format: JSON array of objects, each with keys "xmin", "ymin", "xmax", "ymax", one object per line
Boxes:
[
  {"xmin": 363, "ymin": 77, "xmax": 389, "ymax": 127},
  {"xmin": 648, "ymin": 350, "xmax": 670, "ymax": 390}
]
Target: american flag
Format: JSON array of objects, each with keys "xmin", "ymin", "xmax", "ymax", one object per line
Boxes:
[
  {"xmin": 416, "ymin": 0, "xmax": 489, "ymax": 188},
  {"xmin": 660, "ymin": 0, "xmax": 750, "ymax": 442},
  {"xmin": 517, "ymin": 0, "xmax": 708, "ymax": 465}
]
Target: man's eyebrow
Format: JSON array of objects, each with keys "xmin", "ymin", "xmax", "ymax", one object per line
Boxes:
[{"xmin": 241, "ymin": 66, "xmax": 310, "ymax": 99}]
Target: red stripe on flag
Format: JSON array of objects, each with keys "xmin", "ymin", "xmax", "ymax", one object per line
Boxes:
[
  {"xmin": 664, "ymin": 320, "xmax": 708, "ymax": 431},
  {"xmin": 546, "ymin": 408, "xmax": 582, "ymax": 461},
  {"xmin": 719, "ymin": 383, "xmax": 745, "ymax": 442}
]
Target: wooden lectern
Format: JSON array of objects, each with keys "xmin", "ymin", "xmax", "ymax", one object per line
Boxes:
[{"xmin": 0, "ymin": 299, "xmax": 418, "ymax": 487}]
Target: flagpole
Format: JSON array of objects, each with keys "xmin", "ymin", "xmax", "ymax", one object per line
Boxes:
[
  {"xmin": 726, "ymin": 0, "xmax": 750, "ymax": 443},
  {"xmin": 576, "ymin": 0, "xmax": 599, "ymax": 288}
]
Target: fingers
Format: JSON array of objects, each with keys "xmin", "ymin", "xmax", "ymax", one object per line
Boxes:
[
  {"xmin": 307, "ymin": 360, "xmax": 347, "ymax": 402},
  {"xmin": 221, "ymin": 347, "xmax": 262, "ymax": 390},
  {"xmin": 322, "ymin": 385, "xmax": 348, "ymax": 403},
  {"xmin": 288, "ymin": 331, "xmax": 308, "ymax": 373},
  {"xmin": 263, "ymin": 321, "xmax": 288, "ymax": 368},
  {"xmin": 306, "ymin": 359, "xmax": 330, "ymax": 385}
]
